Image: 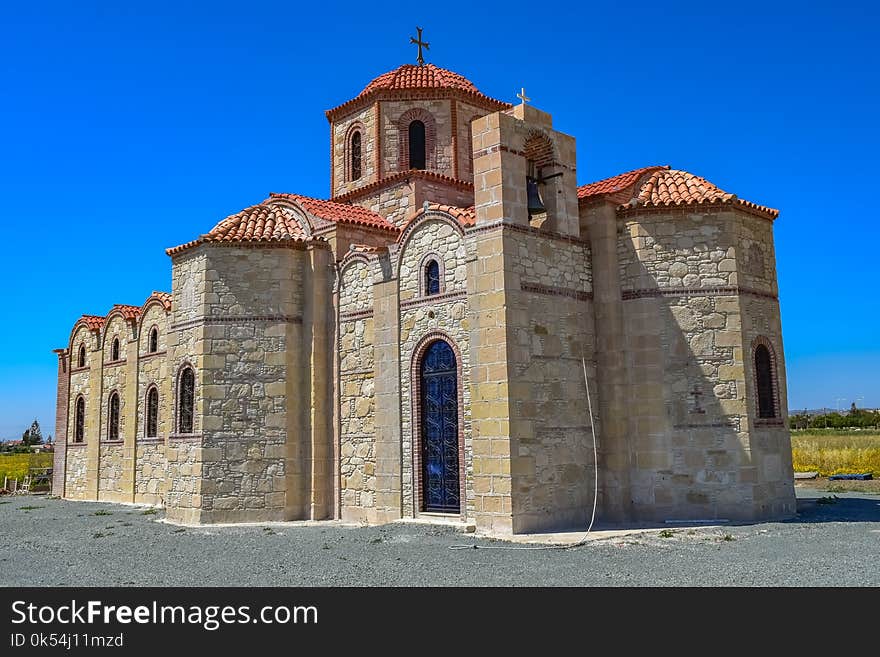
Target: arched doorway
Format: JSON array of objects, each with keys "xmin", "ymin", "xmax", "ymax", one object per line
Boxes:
[{"xmin": 419, "ymin": 340, "xmax": 460, "ymax": 513}]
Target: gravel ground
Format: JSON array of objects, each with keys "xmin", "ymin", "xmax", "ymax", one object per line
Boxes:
[{"xmin": 1, "ymin": 488, "xmax": 877, "ymax": 586}]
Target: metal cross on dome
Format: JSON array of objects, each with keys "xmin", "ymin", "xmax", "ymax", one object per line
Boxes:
[
  {"xmin": 517, "ymin": 87, "xmax": 531, "ymax": 104},
  {"xmin": 410, "ymin": 27, "xmax": 429, "ymax": 66}
]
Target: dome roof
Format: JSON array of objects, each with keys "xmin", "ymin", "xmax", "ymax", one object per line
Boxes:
[
  {"xmin": 326, "ymin": 64, "xmax": 510, "ymax": 120},
  {"xmin": 360, "ymin": 64, "xmax": 480, "ymax": 96}
]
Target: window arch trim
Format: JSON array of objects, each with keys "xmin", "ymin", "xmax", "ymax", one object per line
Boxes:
[
  {"xmin": 148, "ymin": 326, "xmax": 159, "ymax": 354},
  {"xmin": 144, "ymin": 384, "xmax": 160, "ymax": 439},
  {"xmin": 73, "ymin": 395, "xmax": 85, "ymax": 444},
  {"xmin": 418, "ymin": 252, "xmax": 445, "ymax": 297},
  {"xmin": 343, "ymin": 121, "xmax": 366, "ymax": 184},
  {"xmin": 752, "ymin": 336, "xmax": 781, "ymax": 422},
  {"xmin": 106, "ymin": 390, "xmax": 121, "ymax": 441},
  {"xmin": 175, "ymin": 363, "xmax": 197, "ymax": 436},
  {"xmin": 397, "ymin": 108, "xmax": 436, "ymax": 172}
]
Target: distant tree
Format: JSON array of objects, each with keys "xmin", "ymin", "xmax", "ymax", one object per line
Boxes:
[
  {"xmin": 850, "ymin": 402, "xmax": 857, "ymax": 415},
  {"xmin": 21, "ymin": 419, "xmax": 43, "ymax": 446}
]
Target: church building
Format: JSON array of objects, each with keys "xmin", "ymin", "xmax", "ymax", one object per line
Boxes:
[{"xmin": 52, "ymin": 46, "xmax": 796, "ymax": 535}]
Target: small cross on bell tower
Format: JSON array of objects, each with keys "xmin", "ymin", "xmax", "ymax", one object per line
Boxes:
[{"xmin": 410, "ymin": 27, "xmax": 430, "ymax": 66}]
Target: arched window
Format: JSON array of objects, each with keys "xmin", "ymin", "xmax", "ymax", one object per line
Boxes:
[
  {"xmin": 178, "ymin": 366, "xmax": 195, "ymax": 434},
  {"xmin": 408, "ymin": 120, "xmax": 426, "ymax": 170},
  {"xmin": 108, "ymin": 392, "xmax": 120, "ymax": 440},
  {"xmin": 146, "ymin": 386, "xmax": 159, "ymax": 438},
  {"xmin": 424, "ymin": 259, "xmax": 440, "ymax": 296},
  {"xmin": 78, "ymin": 345, "xmax": 86, "ymax": 368},
  {"xmin": 755, "ymin": 344, "xmax": 777, "ymax": 418},
  {"xmin": 149, "ymin": 327, "xmax": 158, "ymax": 353},
  {"xmin": 350, "ymin": 130, "xmax": 362, "ymax": 181},
  {"xmin": 74, "ymin": 397, "xmax": 85, "ymax": 443},
  {"xmin": 111, "ymin": 337, "xmax": 120, "ymax": 361}
]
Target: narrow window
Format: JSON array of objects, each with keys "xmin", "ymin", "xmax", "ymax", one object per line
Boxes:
[
  {"xmin": 408, "ymin": 120, "xmax": 426, "ymax": 169},
  {"xmin": 74, "ymin": 397, "xmax": 85, "ymax": 443},
  {"xmin": 178, "ymin": 367, "xmax": 195, "ymax": 434},
  {"xmin": 111, "ymin": 337, "xmax": 120, "ymax": 361},
  {"xmin": 149, "ymin": 327, "xmax": 158, "ymax": 353},
  {"xmin": 78, "ymin": 345, "xmax": 86, "ymax": 368},
  {"xmin": 108, "ymin": 392, "xmax": 120, "ymax": 440},
  {"xmin": 146, "ymin": 387, "xmax": 159, "ymax": 438},
  {"xmin": 350, "ymin": 131, "xmax": 362, "ymax": 181},
  {"xmin": 425, "ymin": 259, "xmax": 440, "ymax": 296},
  {"xmin": 755, "ymin": 344, "xmax": 776, "ymax": 418}
]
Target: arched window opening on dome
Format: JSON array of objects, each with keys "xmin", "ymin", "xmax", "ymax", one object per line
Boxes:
[
  {"xmin": 149, "ymin": 327, "xmax": 158, "ymax": 353},
  {"xmin": 350, "ymin": 130, "xmax": 362, "ymax": 181},
  {"xmin": 146, "ymin": 386, "xmax": 159, "ymax": 438},
  {"xmin": 424, "ymin": 259, "xmax": 440, "ymax": 296},
  {"xmin": 74, "ymin": 397, "xmax": 85, "ymax": 443},
  {"xmin": 78, "ymin": 345, "xmax": 86, "ymax": 368},
  {"xmin": 111, "ymin": 337, "xmax": 120, "ymax": 361},
  {"xmin": 755, "ymin": 343, "xmax": 778, "ymax": 419},
  {"xmin": 178, "ymin": 366, "xmax": 195, "ymax": 434},
  {"xmin": 108, "ymin": 391, "xmax": 120, "ymax": 440},
  {"xmin": 409, "ymin": 120, "xmax": 426, "ymax": 170}
]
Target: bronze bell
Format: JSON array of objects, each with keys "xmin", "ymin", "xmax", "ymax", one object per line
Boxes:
[{"xmin": 527, "ymin": 176, "xmax": 545, "ymax": 216}]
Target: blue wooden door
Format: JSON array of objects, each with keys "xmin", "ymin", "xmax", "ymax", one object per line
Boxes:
[{"xmin": 420, "ymin": 340, "xmax": 460, "ymax": 513}]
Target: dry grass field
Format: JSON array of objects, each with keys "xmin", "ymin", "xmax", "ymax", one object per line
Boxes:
[{"xmin": 0, "ymin": 452, "xmax": 53, "ymax": 485}]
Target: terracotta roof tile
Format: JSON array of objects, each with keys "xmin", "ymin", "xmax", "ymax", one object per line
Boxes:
[
  {"xmin": 80, "ymin": 315, "xmax": 105, "ymax": 331},
  {"xmin": 405, "ymin": 203, "xmax": 476, "ymax": 229},
  {"xmin": 166, "ymin": 203, "xmax": 309, "ymax": 256},
  {"xmin": 632, "ymin": 168, "xmax": 778, "ymax": 218},
  {"xmin": 143, "ymin": 291, "xmax": 172, "ymax": 312},
  {"xmin": 361, "ymin": 64, "xmax": 480, "ymax": 95},
  {"xmin": 326, "ymin": 64, "xmax": 510, "ymax": 120},
  {"xmin": 268, "ymin": 193, "xmax": 397, "ymax": 231},
  {"xmin": 578, "ymin": 166, "xmax": 778, "ymax": 219},
  {"xmin": 577, "ymin": 166, "xmax": 667, "ymax": 200},
  {"xmin": 112, "ymin": 304, "xmax": 141, "ymax": 321}
]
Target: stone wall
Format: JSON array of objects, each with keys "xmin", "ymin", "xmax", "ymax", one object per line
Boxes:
[
  {"xmin": 165, "ymin": 249, "xmax": 208, "ymax": 522},
  {"xmin": 381, "ymin": 100, "xmax": 453, "ymax": 176},
  {"xmin": 97, "ymin": 444, "xmax": 125, "ymax": 499},
  {"xmin": 615, "ymin": 206, "xmax": 794, "ymax": 521},
  {"xmin": 137, "ymin": 303, "xmax": 170, "ymax": 440},
  {"xmin": 134, "ymin": 442, "xmax": 166, "ymax": 505},
  {"xmin": 332, "ymin": 105, "xmax": 378, "ymax": 197},
  {"xmin": 338, "ymin": 258, "xmax": 376, "ymax": 521},
  {"xmin": 501, "ymin": 227, "xmax": 596, "ymax": 533},
  {"xmin": 352, "ymin": 181, "xmax": 415, "ymax": 228},
  {"xmin": 65, "ymin": 445, "xmax": 89, "ymax": 499},
  {"xmin": 456, "ymin": 101, "xmax": 488, "ymax": 182},
  {"xmin": 101, "ymin": 315, "xmax": 129, "ymax": 443},
  {"xmin": 196, "ymin": 244, "xmax": 305, "ymax": 523},
  {"xmin": 398, "ymin": 216, "xmax": 472, "ymax": 518}
]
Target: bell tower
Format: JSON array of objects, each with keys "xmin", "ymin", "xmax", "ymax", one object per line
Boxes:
[
  {"xmin": 472, "ymin": 100, "xmax": 579, "ymax": 236},
  {"xmin": 325, "ymin": 43, "xmax": 511, "ymax": 226}
]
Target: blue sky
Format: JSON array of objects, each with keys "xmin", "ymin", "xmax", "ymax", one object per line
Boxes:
[{"xmin": 0, "ymin": 1, "xmax": 877, "ymax": 439}]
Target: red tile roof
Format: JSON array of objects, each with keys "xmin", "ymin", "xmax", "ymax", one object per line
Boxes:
[
  {"xmin": 404, "ymin": 203, "xmax": 476, "ymax": 230},
  {"xmin": 326, "ymin": 64, "xmax": 510, "ymax": 121},
  {"xmin": 151, "ymin": 291, "xmax": 172, "ymax": 311},
  {"xmin": 142, "ymin": 291, "xmax": 172, "ymax": 313},
  {"xmin": 80, "ymin": 315, "xmax": 105, "ymax": 331},
  {"xmin": 577, "ymin": 166, "xmax": 667, "ymax": 200},
  {"xmin": 361, "ymin": 64, "xmax": 480, "ymax": 95},
  {"xmin": 166, "ymin": 203, "xmax": 309, "ymax": 256},
  {"xmin": 268, "ymin": 193, "xmax": 397, "ymax": 231},
  {"xmin": 578, "ymin": 166, "xmax": 778, "ymax": 219},
  {"xmin": 167, "ymin": 194, "xmax": 396, "ymax": 256},
  {"xmin": 112, "ymin": 304, "xmax": 141, "ymax": 321}
]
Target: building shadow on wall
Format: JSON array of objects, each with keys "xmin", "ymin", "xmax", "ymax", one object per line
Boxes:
[{"xmin": 597, "ymin": 215, "xmax": 788, "ymax": 529}]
